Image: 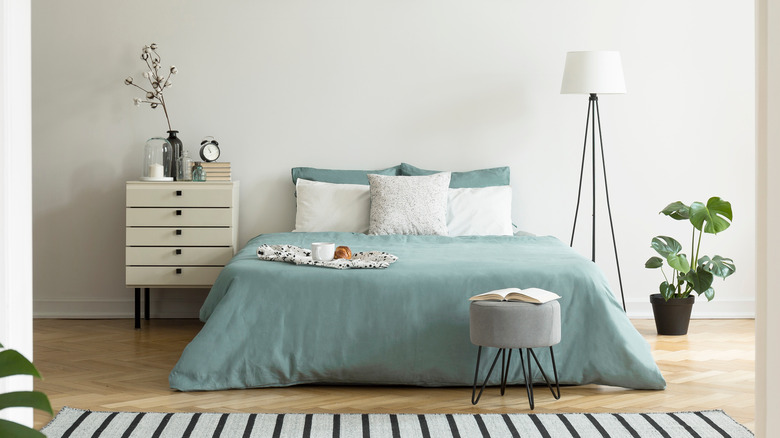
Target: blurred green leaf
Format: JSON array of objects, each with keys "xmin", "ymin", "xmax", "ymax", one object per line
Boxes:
[
  {"xmin": 0, "ymin": 419, "xmax": 46, "ymax": 438},
  {"xmin": 0, "ymin": 343, "xmax": 52, "ymax": 435},
  {"xmin": 0, "ymin": 391, "xmax": 53, "ymax": 415},
  {"xmin": 0, "ymin": 350, "xmax": 40, "ymax": 379}
]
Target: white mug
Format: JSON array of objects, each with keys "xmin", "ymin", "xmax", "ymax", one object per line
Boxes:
[{"xmin": 311, "ymin": 242, "xmax": 335, "ymax": 262}]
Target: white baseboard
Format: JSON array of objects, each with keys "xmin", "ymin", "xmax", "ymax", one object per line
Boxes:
[
  {"xmin": 35, "ymin": 296, "xmax": 756, "ymax": 320},
  {"xmin": 626, "ymin": 298, "xmax": 755, "ymax": 319}
]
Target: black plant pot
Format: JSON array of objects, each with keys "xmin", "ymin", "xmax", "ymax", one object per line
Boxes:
[{"xmin": 650, "ymin": 293, "xmax": 695, "ymax": 335}]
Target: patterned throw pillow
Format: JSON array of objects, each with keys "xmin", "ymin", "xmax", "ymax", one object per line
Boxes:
[{"xmin": 367, "ymin": 172, "xmax": 451, "ymax": 236}]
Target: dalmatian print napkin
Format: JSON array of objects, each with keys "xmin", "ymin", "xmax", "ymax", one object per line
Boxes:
[{"xmin": 257, "ymin": 244, "xmax": 398, "ymax": 269}]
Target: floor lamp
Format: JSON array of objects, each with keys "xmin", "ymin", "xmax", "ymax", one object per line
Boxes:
[{"xmin": 561, "ymin": 51, "xmax": 627, "ymax": 311}]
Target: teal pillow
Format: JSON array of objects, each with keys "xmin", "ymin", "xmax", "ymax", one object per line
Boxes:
[
  {"xmin": 291, "ymin": 165, "xmax": 401, "ymax": 185},
  {"xmin": 400, "ymin": 163, "xmax": 510, "ymax": 188}
]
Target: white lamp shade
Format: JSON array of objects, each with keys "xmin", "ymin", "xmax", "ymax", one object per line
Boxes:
[{"xmin": 561, "ymin": 51, "xmax": 626, "ymax": 94}]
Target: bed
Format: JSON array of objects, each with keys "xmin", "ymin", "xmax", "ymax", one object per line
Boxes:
[
  {"xmin": 168, "ymin": 164, "xmax": 665, "ymax": 391},
  {"xmin": 169, "ymin": 231, "xmax": 664, "ymax": 391}
]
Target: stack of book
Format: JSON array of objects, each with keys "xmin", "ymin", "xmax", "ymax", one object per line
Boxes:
[{"xmin": 201, "ymin": 162, "xmax": 231, "ymax": 181}]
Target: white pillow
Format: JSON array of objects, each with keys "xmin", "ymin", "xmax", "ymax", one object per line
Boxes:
[
  {"xmin": 368, "ymin": 172, "xmax": 451, "ymax": 235},
  {"xmin": 294, "ymin": 179, "xmax": 370, "ymax": 233},
  {"xmin": 447, "ymin": 186, "xmax": 514, "ymax": 236}
]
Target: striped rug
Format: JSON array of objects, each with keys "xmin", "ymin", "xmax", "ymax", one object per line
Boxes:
[{"xmin": 42, "ymin": 407, "xmax": 753, "ymax": 438}]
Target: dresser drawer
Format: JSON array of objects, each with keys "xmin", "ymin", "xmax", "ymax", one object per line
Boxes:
[
  {"xmin": 126, "ymin": 246, "xmax": 234, "ymax": 266},
  {"xmin": 126, "ymin": 183, "xmax": 235, "ymax": 207},
  {"xmin": 126, "ymin": 208, "xmax": 232, "ymax": 227},
  {"xmin": 126, "ymin": 266, "xmax": 223, "ymax": 286},
  {"xmin": 126, "ymin": 227, "xmax": 233, "ymax": 246}
]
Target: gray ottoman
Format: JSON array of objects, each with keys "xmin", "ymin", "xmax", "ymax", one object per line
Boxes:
[{"xmin": 469, "ymin": 300, "xmax": 561, "ymax": 409}]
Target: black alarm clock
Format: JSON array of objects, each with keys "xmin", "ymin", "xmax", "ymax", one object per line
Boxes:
[{"xmin": 199, "ymin": 136, "xmax": 220, "ymax": 162}]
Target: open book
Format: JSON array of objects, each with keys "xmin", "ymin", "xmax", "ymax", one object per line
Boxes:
[{"xmin": 469, "ymin": 287, "xmax": 561, "ymax": 304}]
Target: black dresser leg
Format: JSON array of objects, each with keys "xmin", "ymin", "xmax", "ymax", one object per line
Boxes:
[
  {"xmin": 134, "ymin": 288, "xmax": 140, "ymax": 329},
  {"xmin": 144, "ymin": 288, "xmax": 150, "ymax": 320}
]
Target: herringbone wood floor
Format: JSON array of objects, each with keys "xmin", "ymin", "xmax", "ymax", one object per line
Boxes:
[{"xmin": 32, "ymin": 319, "xmax": 755, "ymax": 431}]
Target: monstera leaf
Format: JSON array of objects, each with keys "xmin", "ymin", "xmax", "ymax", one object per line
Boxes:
[
  {"xmin": 0, "ymin": 342, "xmax": 52, "ymax": 438},
  {"xmin": 699, "ymin": 255, "xmax": 736, "ymax": 279},
  {"xmin": 660, "ymin": 201, "xmax": 691, "ymax": 220},
  {"xmin": 659, "ymin": 281, "xmax": 676, "ymax": 301},
  {"xmin": 645, "ymin": 256, "xmax": 663, "ymax": 269},
  {"xmin": 689, "ymin": 197, "xmax": 732, "ymax": 234},
  {"xmin": 683, "ymin": 266, "xmax": 714, "ymax": 294},
  {"xmin": 651, "ymin": 236, "xmax": 690, "ymax": 273}
]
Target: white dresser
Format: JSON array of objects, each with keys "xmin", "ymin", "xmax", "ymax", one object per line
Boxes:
[{"xmin": 125, "ymin": 181, "xmax": 239, "ymax": 328}]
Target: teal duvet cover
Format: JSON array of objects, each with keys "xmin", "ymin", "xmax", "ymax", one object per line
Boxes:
[{"xmin": 169, "ymin": 232, "xmax": 665, "ymax": 391}]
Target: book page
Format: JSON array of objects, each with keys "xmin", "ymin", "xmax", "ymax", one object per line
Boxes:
[
  {"xmin": 469, "ymin": 287, "xmax": 560, "ymax": 303},
  {"xmin": 468, "ymin": 287, "xmax": 522, "ymax": 301},
  {"xmin": 507, "ymin": 288, "xmax": 561, "ymax": 303}
]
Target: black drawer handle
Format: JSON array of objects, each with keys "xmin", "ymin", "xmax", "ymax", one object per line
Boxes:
[
  {"xmin": 175, "ymin": 229, "xmax": 182, "ymax": 235},
  {"xmin": 175, "ymin": 249, "xmax": 182, "ymax": 255},
  {"xmin": 176, "ymin": 190, "xmax": 182, "ymax": 196},
  {"xmin": 176, "ymin": 210, "xmax": 182, "ymax": 216},
  {"xmin": 176, "ymin": 268, "xmax": 182, "ymax": 274}
]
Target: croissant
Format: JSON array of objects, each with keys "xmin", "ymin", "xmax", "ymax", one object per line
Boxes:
[{"xmin": 334, "ymin": 245, "xmax": 352, "ymax": 260}]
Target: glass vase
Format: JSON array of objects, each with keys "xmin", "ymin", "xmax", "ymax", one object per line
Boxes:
[
  {"xmin": 141, "ymin": 137, "xmax": 173, "ymax": 181},
  {"xmin": 166, "ymin": 130, "xmax": 183, "ymax": 181},
  {"xmin": 177, "ymin": 150, "xmax": 194, "ymax": 181},
  {"xmin": 192, "ymin": 162, "xmax": 206, "ymax": 182}
]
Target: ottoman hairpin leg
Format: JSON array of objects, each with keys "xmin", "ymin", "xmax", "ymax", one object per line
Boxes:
[
  {"xmin": 471, "ymin": 346, "xmax": 505, "ymax": 405},
  {"xmin": 519, "ymin": 346, "xmax": 561, "ymax": 410},
  {"xmin": 500, "ymin": 349, "xmax": 512, "ymax": 396},
  {"xmin": 531, "ymin": 347, "xmax": 561, "ymax": 400}
]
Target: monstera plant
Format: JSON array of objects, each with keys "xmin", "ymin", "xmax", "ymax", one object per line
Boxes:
[
  {"xmin": 0, "ymin": 342, "xmax": 52, "ymax": 437},
  {"xmin": 644, "ymin": 197, "xmax": 736, "ymax": 335},
  {"xmin": 645, "ymin": 197, "xmax": 736, "ymax": 301}
]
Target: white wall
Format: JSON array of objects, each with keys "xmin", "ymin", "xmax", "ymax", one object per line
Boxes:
[
  {"xmin": 31, "ymin": 1, "xmax": 755, "ymax": 319},
  {"xmin": 1, "ymin": 0, "xmax": 33, "ymax": 427}
]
